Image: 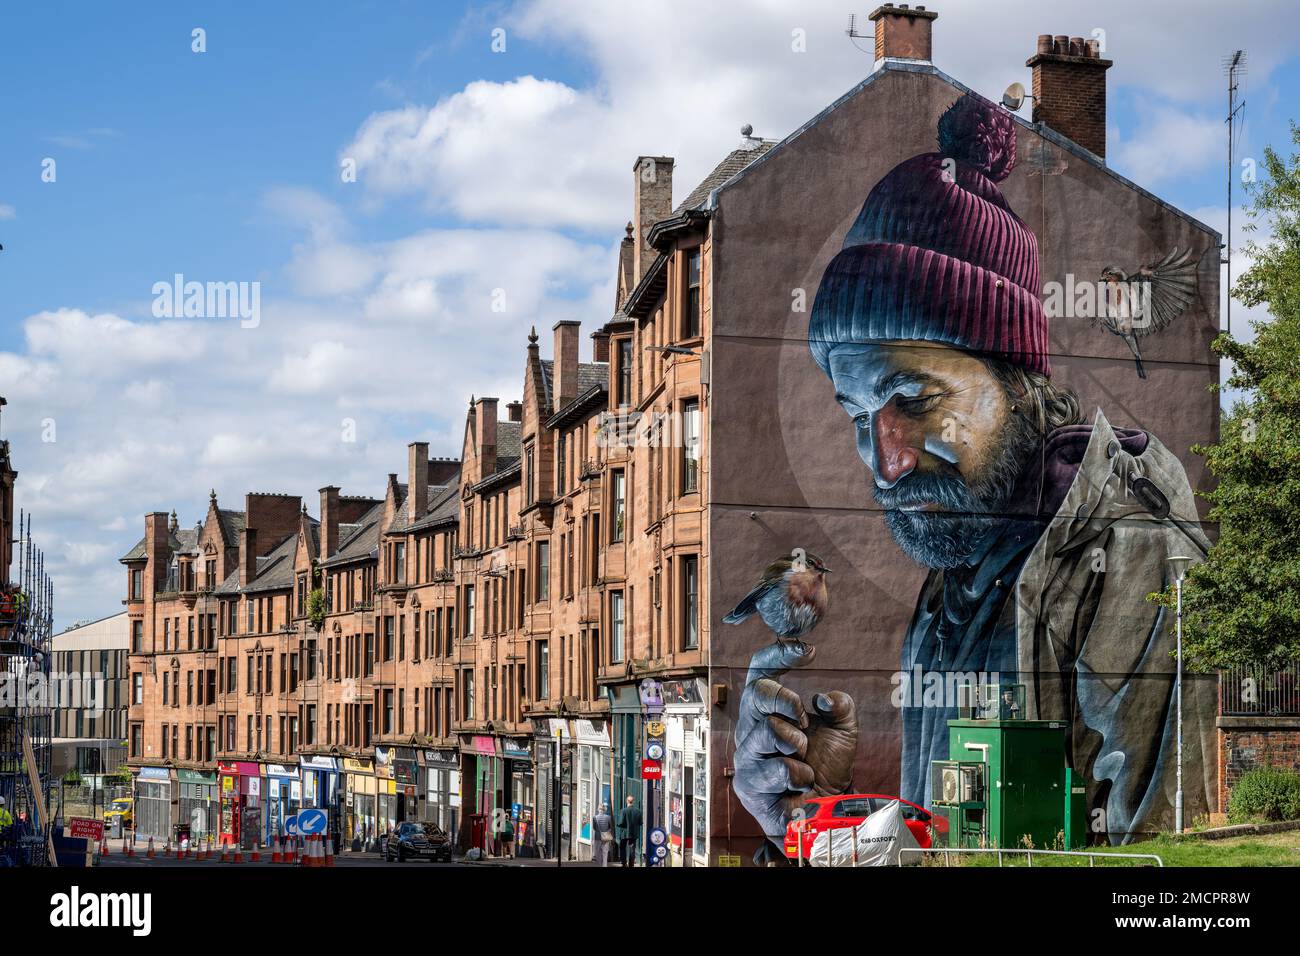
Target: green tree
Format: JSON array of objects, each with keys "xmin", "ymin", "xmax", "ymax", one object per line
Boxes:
[
  {"xmin": 306, "ymin": 587, "xmax": 326, "ymax": 632},
  {"xmin": 1159, "ymin": 122, "xmax": 1300, "ymax": 668}
]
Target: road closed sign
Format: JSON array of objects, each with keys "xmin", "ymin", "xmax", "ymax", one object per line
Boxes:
[{"xmin": 68, "ymin": 817, "xmax": 103, "ymax": 841}]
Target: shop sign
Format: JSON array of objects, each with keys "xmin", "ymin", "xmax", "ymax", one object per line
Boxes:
[
  {"xmin": 137, "ymin": 766, "xmax": 170, "ymax": 781},
  {"xmin": 547, "ymin": 718, "xmax": 571, "ymax": 739},
  {"xmin": 299, "ymin": 755, "xmax": 338, "ymax": 771},
  {"xmin": 374, "ymin": 747, "xmax": 395, "ymax": 777},
  {"xmin": 469, "ymin": 735, "xmax": 498, "ymax": 755},
  {"xmin": 645, "ymin": 740, "xmax": 666, "ymax": 762},
  {"xmin": 575, "ymin": 719, "xmax": 610, "ymax": 746},
  {"xmin": 641, "ymin": 759, "xmax": 662, "ymax": 780},
  {"xmin": 342, "ymin": 758, "xmax": 373, "ymax": 774},
  {"xmin": 718, "ymin": 854, "xmax": 742, "ymax": 867},
  {"xmin": 646, "ymin": 720, "xmax": 666, "ymax": 739},
  {"xmin": 267, "ymin": 764, "xmax": 298, "ymax": 779}
]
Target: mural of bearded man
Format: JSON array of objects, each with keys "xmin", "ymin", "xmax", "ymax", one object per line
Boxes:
[{"xmin": 731, "ymin": 92, "xmax": 1217, "ymax": 859}]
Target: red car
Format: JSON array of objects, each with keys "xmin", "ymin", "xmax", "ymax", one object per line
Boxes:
[{"xmin": 784, "ymin": 793, "xmax": 943, "ymax": 860}]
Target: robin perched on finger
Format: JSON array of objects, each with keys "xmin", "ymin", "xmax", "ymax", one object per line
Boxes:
[{"xmin": 724, "ymin": 548, "xmax": 832, "ymax": 651}]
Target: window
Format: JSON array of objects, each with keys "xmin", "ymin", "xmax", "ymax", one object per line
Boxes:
[
  {"xmin": 131, "ymin": 620, "xmax": 143, "ymax": 653},
  {"xmin": 131, "ymin": 569, "xmax": 142, "ymax": 601},
  {"xmin": 394, "ymin": 542, "xmax": 406, "ymax": 584},
  {"xmin": 132, "ymin": 673, "xmax": 143, "ymax": 705},
  {"xmin": 682, "ymin": 555, "xmax": 699, "ymax": 649},
  {"xmin": 525, "ymin": 443, "xmax": 535, "ymax": 506},
  {"xmin": 682, "ymin": 398, "xmax": 700, "ymax": 494},
  {"xmin": 465, "ymin": 585, "xmax": 476, "ymax": 638},
  {"xmin": 612, "ymin": 470, "xmax": 626, "ymax": 542},
  {"xmin": 617, "ymin": 338, "xmax": 632, "ymax": 407},
  {"xmin": 536, "ymin": 639, "xmax": 549, "ymax": 699},
  {"xmin": 557, "ymin": 432, "xmax": 567, "ymax": 491},
  {"xmin": 610, "ymin": 591, "xmax": 625, "ymax": 663},
  {"xmin": 685, "ymin": 249, "xmax": 701, "ymax": 338},
  {"xmin": 536, "ymin": 541, "xmax": 550, "ymax": 602}
]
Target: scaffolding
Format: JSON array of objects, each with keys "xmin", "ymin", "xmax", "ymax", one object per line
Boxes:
[{"xmin": 1, "ymin": 511, "xmax": 55, "ymax": 866}]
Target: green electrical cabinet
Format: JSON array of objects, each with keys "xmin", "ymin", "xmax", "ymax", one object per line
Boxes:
[{"xmin": 944, "ymin": 718, "xmax": 1069, "ymax": 850}]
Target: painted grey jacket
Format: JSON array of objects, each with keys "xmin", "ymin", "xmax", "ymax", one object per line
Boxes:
[{"xmin": 1015, "ymin": 409, "xmax": 1217, "ymax": 842}]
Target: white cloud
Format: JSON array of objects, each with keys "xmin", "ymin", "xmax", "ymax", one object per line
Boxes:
[
  {"xmin": 0, "ymin": 203, "xmax": 14, "ymax": 220},
  {"xmin": 1111, "ymin": 107, "xmax": 1223, "ymax": 187}
]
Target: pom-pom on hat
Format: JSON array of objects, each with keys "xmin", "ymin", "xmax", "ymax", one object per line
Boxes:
[{"xmin": 809, "ymin": 91, "xmax": 1049, "ymax": 377}]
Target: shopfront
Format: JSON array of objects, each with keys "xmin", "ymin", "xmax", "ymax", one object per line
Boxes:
[
  {"xmin": 532, "ymin": 719, "xmax": 573, "ymax": 860},
  {"xmin": 266, "ymin": 764, "xmax": 300, "ymax": 841},
  {"xmin": 662, "ymin": 678, "xmax": 709, "ymax": 866},
  {"xmin": 424, "ymin": 749, "xmax": 459, "ymax": 836},
  {"xmin": 299, "ymin": 755, "xmax": 341, "ymax": 849},
  {"xmin": 391, "ymin": 748, "xmax": 420, "ymax": 823},
  {"xmin": 217, "ymin": 761, "xmax": 264, "ymax": 850},
  {"xmin": 134, "ymin": 766, "xmax": 172, "ymax": 841},
  {"xmin": 574, "ymin": 719, "xmax": 612, "ymax": 862},
  {"xmin": 501, "ymin": 738, "xmax": 535, "ymax": 854},
  {"xmin": 374, "ymin": 747, "xmax": 398, "ymax": 836},
  {"xmin": 343, "ymin": 757, "xmax": 377, "ymax": 850},
  {"xmin": 608, "ymin": 684, "xmax": 645, "ymax": 861},
  {"xmin": 177, "ymin": 769, "xmax": 218, "ymax": 845}
]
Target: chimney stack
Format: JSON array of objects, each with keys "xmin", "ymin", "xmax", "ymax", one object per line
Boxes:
[
  {"xmin": 506, "ymin": 401, "xmax": 523, "ymax": 423},
  {"xmin": 408, "ymin": 442, "xmax": 429, "ymax": 522},
  {"xmin": 553, "ymin": 321, "xmax": 580, "ymax": 409},
  {"xmin": 319, "ymin": 486, "xmax": 340, "ymax": 558},
  {"xmin": 868, "ymin": 4, "xmax": 937, "ymax": 62},
  {"xmin": 239, "ymin": 527, "xmax": 258, "ymax": 588},
  {"xmin": 590, "ymin": 330, "xmax": 610, "ymax": 364},
  {"xmin": 475, "ymin": 398, "xmax": 499, "ymax": 476},
  {"xmin": 632, "ymin": 156, "xmax": 674, "ymax": 285},
  {"xmin": 1027, "ymin": 34, "xmax": 1113, "ymax": 159},
  {"xmin": 427, "ymin": 457, "xmax": 462, "ymax": 486},
  {"xmin": 145, "ymin": 511, "xmax": 170, "ymax": 592}
]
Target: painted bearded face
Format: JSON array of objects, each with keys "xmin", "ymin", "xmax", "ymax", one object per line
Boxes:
[{"xmin": 827, "ymin": 341, "xmax": 1040, "ymax": 569}]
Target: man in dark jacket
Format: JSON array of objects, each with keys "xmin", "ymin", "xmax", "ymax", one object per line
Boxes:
[{"xmin": 615, "ymin": 796, "xmax": 642, "ymax": 867}]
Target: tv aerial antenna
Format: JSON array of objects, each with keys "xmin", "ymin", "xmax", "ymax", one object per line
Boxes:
[
  {"xmin": 1223, "ymin": 49, "xmax": 1246, "ymax": 339},
  {"xmin": 846, "ymin": 14, "xmax": 873, "ymax": 56}
]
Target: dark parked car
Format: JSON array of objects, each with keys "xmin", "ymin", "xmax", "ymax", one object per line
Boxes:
[{"xmin": 385, "ymin": 822, "xmax": 452, "ymax": 863}]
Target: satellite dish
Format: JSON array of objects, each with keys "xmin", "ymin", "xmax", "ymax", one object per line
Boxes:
[{"xmin": 1001, "ymin": 82, "xmax": 1026, "ymax": 111}]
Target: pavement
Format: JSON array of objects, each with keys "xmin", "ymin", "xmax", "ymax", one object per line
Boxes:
[{"xmin": 93, "ymin": 839, "xmax": 615, "ymax": 868}]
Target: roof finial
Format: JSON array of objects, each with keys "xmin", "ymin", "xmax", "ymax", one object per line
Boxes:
[
  {"xmin": 209, "ymin": 488, "xmax": 217, "ymax": 503},
  {"xmin": 528, "ymin": 325, "xmax": 538, "ymax": 346},
  {"xmin": 624, "ymin": 222, "xmax": 634, "ymax": 238}
]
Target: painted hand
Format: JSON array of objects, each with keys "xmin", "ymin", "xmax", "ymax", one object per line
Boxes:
[{"xmin": 733, "ymin": 642, "xmax": 858, "ymax": 862}]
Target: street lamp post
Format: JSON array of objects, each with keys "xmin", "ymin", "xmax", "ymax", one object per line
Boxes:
[{"xmin": 1167, "ymin": 555, "xmax": 1191, "ymax": 834}]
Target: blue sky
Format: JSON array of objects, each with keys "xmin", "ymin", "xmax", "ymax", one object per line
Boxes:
[{"xmin": 1, "ymin": 0, "xmax": 1297, "ymax": 629}]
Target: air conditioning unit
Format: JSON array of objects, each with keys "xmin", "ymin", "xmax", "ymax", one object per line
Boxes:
[{"xmin": 932, "ymin": 761, "xmax": 984, "ymax": 806}]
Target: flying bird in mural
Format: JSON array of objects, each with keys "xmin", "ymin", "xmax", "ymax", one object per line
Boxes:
[
  {"xmin": 723, "ymin": 548, "xmax": 831, "ymax": 651},
  {"xmin": 1097, "ymin": 247, "xmax": 1199, "ymax": 379}
]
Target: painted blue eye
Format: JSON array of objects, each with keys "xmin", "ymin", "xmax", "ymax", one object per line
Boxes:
[{"xmin": 853, "ymin": 414, "xmax": 871, "ymax": 432}]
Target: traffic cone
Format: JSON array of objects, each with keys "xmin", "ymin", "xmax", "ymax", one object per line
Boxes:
[
  {"xmin": 147, "ymin": 836, "xmax": 156, "ymax": 859},
  {"xmin": 165, "ymin": 838, "xmax": 173, "ymax": 858},
  {"xmin": 232, "ymin": 841, "xmax": 244, "ymax": 863},
  {"xmin": 287, "ymin": 836, "xmax": 299, "ymax": 865},
  {"xmin": 250, "ymin": 841, "xmax": 261, "ymax": 863},
  {"xmin": 271, "ymin": 837, "xmax": 282, "ymax": 864},
  {"xmin": 100, "ymin": 834, "xmax": 110, "ymax": 856},
  {"xmin": 323, "ymin": 836, "xmax": 334, "ymax": 868},
  {"xmin": 124, "ymin": 835, "xmax": 134, "ymax": 857},
  {"xmin": 220, "ymin": 842, "xmax": 230, "ymax": 863}
]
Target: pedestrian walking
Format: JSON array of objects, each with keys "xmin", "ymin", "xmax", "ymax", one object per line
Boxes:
[
  {"xmin": 615, "ymin": 795, "xmax": 642, "ymax": 867},
  {"xmin": 592, "ymin": 803, "xmax": 615, "ymax": 866},
  {"xmin": 498, "ymin": 816, "xmax": 515, "ymax": 858}
]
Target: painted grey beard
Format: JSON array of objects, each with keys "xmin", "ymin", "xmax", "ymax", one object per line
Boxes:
[{"xmin": 873, "ymin": 412, "xmax": 1039, "ymax": 570}]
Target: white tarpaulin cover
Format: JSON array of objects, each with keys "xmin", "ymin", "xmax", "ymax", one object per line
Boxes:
[{"xmin": 807, "ymin": 799, "xmax": 921, "ymax": 866}]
